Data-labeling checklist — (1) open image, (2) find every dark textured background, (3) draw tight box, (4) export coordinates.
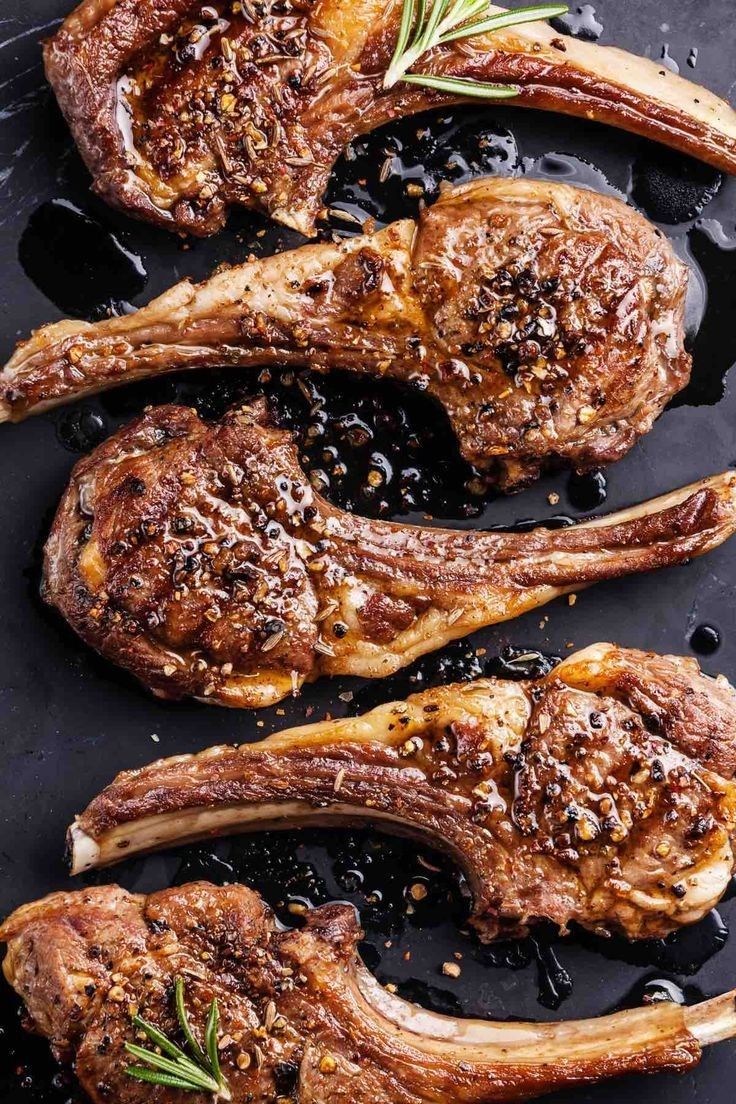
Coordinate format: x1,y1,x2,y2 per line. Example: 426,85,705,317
1,1,736,1100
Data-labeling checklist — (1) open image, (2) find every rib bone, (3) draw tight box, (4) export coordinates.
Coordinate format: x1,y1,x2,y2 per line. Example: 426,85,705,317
0,178,690,488
43,0,736,236
69,644,736,941
43,401,736,708
2,882,736,1102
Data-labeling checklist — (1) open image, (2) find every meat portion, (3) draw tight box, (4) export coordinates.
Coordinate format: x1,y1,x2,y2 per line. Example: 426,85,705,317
70,644,736,942
1,178,691,487
43,0,736,236
3,882,736,1103
43,402,736,709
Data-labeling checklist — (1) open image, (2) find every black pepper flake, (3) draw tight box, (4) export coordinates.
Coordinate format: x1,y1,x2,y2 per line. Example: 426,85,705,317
263,617,285,636
274,1061,300,1094
650,758,665,783
125,476,146,496
687,814,714,840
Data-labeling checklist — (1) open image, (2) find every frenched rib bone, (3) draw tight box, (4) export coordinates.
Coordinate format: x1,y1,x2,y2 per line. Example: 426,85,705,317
3,882,736,1103
43,402,736,708
4,883,736,1099
43,0,736,236
70,644,736,942
1,179,691,488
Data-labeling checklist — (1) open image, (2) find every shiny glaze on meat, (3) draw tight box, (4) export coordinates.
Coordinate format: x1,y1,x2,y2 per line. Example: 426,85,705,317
2,179,690,486
43,401,736,708
71,644,736,941
43,0,736,235
5,881,736,1103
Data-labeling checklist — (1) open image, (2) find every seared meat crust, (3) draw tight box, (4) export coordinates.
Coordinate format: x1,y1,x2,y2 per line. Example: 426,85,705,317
1,179,691,488
71,644,736,941
0,881,714,1103
42,402,736,708
42,0,736,236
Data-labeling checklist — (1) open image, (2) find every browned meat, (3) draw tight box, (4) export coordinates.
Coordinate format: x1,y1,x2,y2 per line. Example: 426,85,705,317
1,179,691,487
70,644,736,942
43,0,736,237
4,882,736,1103
43,402,736,708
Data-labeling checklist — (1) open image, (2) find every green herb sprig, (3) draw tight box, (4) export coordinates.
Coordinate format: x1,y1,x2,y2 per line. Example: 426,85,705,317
383,1,569,98
124,977,232,1099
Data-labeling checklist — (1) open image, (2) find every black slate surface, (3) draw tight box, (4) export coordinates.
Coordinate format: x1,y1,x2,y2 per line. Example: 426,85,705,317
1,1,736,1100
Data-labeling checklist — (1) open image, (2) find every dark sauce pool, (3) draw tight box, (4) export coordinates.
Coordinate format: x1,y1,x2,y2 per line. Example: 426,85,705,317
19,199,147,320
2,1,736,1101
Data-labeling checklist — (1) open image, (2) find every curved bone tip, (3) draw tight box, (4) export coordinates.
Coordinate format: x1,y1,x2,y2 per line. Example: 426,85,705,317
67,822,100,875
706,469,736,496
686,989,736,1047
683,470,736,501
668,470,736,516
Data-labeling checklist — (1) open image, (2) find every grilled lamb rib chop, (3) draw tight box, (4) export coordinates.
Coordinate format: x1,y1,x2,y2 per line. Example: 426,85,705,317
43,0,736,236
43,403,736,709
3,883,736,1103
1,178,691,486
70,644,736,942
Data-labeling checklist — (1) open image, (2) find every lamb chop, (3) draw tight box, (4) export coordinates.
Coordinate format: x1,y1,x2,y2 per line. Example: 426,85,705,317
0,178,691,486
69,643,736,942
43,401,736,709
43,0,736,237
3,882,736,1103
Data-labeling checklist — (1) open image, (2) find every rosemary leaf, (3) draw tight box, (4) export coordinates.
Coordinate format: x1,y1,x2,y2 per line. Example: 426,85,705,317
440,0,489,32
123,977,232,1097
125,1040,216,1088
124,1042,219,1091
401,72,520,97
439,3,569,43
175,975,209,1070
383,1,569,93
205,996,224,1089
132,1013,191,1062
125,1066,211,1091
416,0,452,54
388,0,418,78
413,0,428,39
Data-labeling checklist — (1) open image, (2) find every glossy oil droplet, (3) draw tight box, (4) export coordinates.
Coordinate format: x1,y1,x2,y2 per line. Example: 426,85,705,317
55,407,108,453
689,624,722,655
531,938,574,1010
659,43,680,74
550,4,603,41
566,470,608,512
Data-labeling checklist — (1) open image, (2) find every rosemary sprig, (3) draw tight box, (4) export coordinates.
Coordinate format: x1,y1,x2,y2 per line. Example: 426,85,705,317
124,977,232,1099
383,1,569,96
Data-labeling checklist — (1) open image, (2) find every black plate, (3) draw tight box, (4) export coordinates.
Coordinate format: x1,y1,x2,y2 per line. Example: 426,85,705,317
2,1,736,1101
